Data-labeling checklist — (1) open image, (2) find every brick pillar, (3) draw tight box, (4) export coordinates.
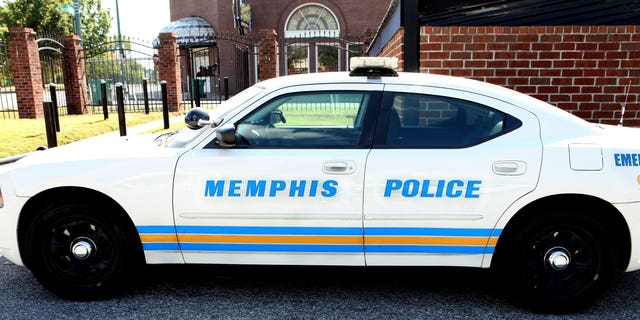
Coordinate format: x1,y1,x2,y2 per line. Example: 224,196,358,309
258,29,278,81
8,27,44,119
158,32,182,112
62,35,88,114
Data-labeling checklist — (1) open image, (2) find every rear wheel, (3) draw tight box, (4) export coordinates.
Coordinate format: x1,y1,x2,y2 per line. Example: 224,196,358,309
498,210,616,312
24,201,139,300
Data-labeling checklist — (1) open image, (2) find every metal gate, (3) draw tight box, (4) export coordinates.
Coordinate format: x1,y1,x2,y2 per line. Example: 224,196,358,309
37,33,67,115
83,37,160,113
279,32,366,75
0,41,16,120
181,32,257,109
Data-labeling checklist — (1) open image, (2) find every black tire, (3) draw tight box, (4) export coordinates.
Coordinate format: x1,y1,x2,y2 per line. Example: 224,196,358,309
24,201,139,300
497,210,617,313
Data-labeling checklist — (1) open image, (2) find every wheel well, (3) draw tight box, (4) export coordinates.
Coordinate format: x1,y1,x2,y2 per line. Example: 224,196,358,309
493,194,631,271
17,187,145,268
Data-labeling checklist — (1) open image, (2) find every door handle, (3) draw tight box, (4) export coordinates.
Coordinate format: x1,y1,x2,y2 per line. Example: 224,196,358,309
323,161,356,175
493,161,527,175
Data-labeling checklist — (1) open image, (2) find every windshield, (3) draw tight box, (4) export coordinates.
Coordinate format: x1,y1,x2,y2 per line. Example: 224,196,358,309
157,85,266,148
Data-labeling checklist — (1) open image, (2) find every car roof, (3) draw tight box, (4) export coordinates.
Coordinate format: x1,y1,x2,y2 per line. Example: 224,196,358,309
257,71,535,106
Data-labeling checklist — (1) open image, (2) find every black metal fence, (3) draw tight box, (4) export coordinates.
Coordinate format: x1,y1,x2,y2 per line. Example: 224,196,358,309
38,33,67,115
0,41,16,120
84,36,163,113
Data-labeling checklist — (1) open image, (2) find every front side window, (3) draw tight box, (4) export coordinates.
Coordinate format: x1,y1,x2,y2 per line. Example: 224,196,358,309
383,93,521,148
236,91,373,147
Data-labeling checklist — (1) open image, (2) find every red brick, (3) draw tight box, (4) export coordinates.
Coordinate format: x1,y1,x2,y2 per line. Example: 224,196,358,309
538,86,559,94
464,60,486,68
494,51,516,59
553,60,575,68
531,43,553,51
599,43,620,50
487,60,508,68
581,86,602,93
495,35,517,42
472,69,493,77
509,43,531,51
584,69,606,77
496,69,517,77
486,43,508,51
553,78,573,86
450,52,471,59
598,60,621,68
518,69,538,77
575,60,597,68
539,51,560,59
443,60,463,68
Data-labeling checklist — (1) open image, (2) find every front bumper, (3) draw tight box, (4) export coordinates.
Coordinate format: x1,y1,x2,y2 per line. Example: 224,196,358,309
0,180,26,266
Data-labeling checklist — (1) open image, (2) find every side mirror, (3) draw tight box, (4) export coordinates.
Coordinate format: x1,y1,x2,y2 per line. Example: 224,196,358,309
185,108,210,130
215,125,237,147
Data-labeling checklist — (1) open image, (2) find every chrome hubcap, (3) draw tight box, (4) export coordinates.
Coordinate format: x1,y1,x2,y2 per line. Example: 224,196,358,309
70,237,96,260
545,247,571,271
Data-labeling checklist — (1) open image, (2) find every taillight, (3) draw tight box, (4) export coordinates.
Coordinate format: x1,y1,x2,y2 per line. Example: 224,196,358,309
0,187,4,208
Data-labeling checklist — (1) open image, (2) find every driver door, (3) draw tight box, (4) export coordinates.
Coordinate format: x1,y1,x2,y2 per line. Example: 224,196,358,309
173,83,383,265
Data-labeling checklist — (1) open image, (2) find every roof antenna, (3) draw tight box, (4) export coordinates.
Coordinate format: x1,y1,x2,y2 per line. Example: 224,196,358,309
619,80,632,127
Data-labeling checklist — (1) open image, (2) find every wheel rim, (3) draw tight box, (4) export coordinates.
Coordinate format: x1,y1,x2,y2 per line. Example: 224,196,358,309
523,226,601,297
43,218,117,283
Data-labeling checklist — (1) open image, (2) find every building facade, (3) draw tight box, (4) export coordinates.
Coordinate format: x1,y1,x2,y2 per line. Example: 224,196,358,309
167,0,390,96
369,0,640,125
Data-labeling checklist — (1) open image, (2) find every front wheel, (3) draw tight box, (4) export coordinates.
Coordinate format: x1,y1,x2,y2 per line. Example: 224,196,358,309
24,201,140,300
497,211,617,312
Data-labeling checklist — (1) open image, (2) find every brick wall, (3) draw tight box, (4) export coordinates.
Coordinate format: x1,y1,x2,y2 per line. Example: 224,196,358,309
378,27,405,71
378,25,640,126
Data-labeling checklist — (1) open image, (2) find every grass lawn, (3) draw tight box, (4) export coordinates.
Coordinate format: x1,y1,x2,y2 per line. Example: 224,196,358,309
0,112,183,158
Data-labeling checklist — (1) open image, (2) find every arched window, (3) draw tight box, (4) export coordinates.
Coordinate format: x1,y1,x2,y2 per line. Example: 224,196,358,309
285,4,339,38
283,4,341,74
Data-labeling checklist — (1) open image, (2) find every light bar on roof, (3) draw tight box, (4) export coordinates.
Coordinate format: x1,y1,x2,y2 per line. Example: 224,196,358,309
349,57,398,71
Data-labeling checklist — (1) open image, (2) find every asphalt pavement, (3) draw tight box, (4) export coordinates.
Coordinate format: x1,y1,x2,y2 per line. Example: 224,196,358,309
3,255,640,319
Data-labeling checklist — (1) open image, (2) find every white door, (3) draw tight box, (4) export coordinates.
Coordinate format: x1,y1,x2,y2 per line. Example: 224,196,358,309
364,86,542,267
173,84,383,265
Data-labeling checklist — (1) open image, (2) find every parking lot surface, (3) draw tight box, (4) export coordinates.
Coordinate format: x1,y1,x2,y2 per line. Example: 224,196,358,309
2,255,640,319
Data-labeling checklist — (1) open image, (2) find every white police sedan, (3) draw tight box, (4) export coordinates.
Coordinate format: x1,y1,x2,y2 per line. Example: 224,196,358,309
1,58,639,311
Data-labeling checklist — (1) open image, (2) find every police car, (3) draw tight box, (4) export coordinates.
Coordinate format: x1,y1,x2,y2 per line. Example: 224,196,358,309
1,57,639,311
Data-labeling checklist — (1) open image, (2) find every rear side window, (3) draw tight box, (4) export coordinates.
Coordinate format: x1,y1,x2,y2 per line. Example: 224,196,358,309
383,93,521,148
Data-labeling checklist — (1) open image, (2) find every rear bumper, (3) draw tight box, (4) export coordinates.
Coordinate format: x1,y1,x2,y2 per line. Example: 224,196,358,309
615,202,640,272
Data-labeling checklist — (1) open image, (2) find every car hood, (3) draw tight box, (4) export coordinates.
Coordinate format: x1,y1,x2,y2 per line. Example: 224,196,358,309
9,133,184,169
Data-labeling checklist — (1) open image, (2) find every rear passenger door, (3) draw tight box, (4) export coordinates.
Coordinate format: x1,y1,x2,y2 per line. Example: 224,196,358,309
363,85,542,267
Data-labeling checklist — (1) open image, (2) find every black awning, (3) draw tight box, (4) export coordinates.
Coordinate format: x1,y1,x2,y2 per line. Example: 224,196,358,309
418,0,640,26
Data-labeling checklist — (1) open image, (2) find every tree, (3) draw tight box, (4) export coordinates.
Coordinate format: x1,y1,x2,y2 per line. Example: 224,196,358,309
0,0,111,49
79,0,111,50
